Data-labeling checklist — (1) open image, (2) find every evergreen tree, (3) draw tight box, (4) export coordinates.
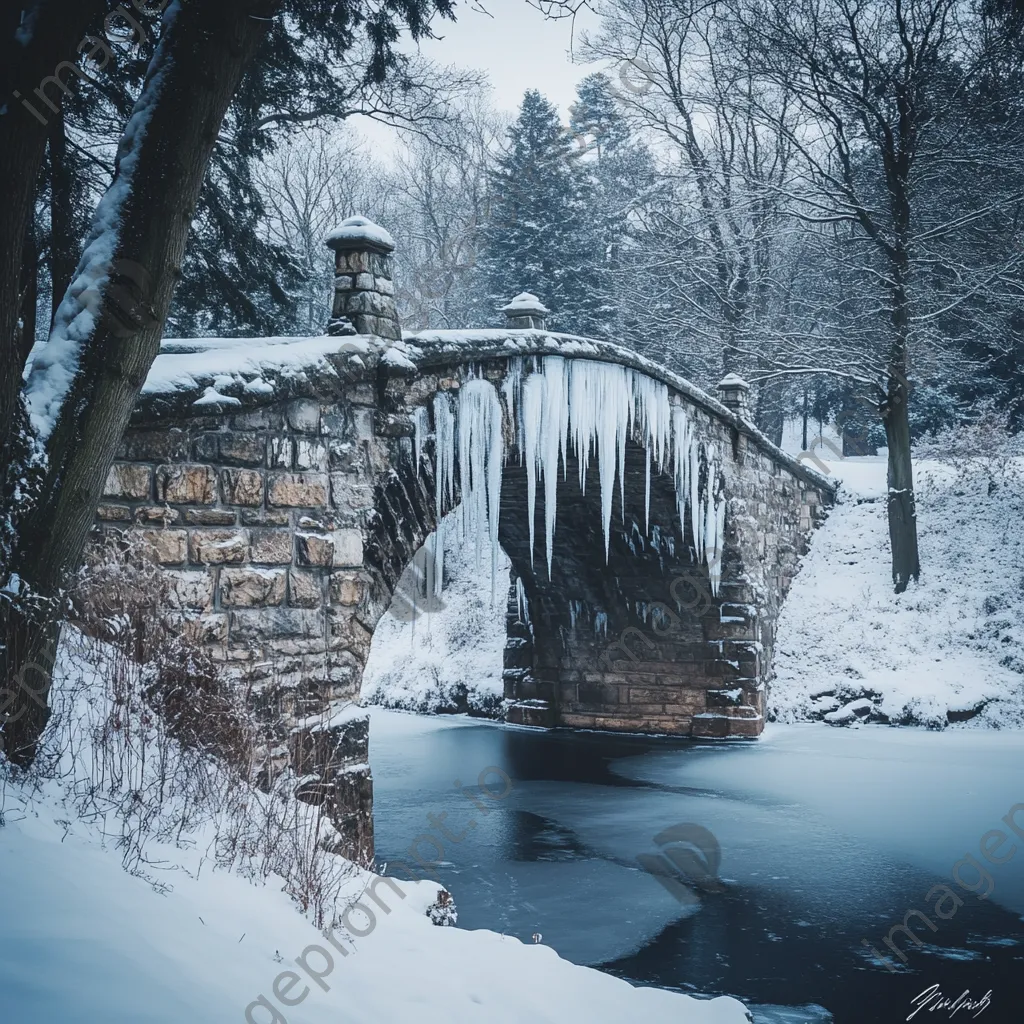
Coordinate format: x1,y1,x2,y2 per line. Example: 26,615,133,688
569,72,631,160
569,74,659,350
478,91,597,334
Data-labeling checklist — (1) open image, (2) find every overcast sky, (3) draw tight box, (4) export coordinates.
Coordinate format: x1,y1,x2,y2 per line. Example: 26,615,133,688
354,0,607,153
421,0,604,114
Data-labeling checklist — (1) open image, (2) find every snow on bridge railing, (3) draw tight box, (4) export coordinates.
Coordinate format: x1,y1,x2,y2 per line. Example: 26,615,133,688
138,327,836,501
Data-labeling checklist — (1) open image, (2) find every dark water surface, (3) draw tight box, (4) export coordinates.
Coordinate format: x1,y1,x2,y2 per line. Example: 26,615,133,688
369,711,1024,1024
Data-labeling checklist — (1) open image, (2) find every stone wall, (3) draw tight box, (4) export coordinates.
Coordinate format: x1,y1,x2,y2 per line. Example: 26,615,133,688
93,393,387,865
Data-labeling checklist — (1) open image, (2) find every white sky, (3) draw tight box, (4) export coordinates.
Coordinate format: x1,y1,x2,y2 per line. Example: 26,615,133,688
354,0,607,154
422,0,603,113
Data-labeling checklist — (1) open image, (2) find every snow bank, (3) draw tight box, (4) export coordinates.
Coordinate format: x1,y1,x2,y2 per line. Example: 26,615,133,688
0,636,749,1024
771,455,1024,728
0,807,748,1023
362,513,509,717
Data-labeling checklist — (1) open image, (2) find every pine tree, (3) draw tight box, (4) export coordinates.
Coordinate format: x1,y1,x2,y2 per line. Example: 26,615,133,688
478,91,597,334
569,73,631,161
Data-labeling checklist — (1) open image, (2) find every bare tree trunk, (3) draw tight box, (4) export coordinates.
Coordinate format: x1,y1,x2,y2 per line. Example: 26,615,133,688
2,1,274,765
883,383,919,592
883,258,920,593
801,383,808,450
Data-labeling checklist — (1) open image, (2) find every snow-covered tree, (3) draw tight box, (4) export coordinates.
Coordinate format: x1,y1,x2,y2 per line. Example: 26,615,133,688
583,0,799,438
0,0,456,765
745,0,1024,591
477,90,601,334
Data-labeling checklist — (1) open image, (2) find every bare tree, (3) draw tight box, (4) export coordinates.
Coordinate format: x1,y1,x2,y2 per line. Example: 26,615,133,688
383,92,507,330
583,0,800,437
743,0,1024,590
255,129,381,334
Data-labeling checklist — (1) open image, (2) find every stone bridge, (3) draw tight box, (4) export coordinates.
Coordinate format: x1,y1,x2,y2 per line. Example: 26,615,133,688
89,218,835,861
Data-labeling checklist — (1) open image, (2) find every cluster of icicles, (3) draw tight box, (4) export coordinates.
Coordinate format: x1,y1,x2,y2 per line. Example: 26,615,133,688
414,355,726,603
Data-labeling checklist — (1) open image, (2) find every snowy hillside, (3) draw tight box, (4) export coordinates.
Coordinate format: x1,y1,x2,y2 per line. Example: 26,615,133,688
770,454,1024,728
0,635,750,1024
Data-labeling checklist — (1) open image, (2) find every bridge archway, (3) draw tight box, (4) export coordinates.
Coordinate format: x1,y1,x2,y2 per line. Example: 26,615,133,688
359,339,831,737
99,329,833,748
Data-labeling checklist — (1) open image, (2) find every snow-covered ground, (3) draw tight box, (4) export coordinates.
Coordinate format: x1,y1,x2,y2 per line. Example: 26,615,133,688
1,636,749,1023
361,513,509,716
771,454,1024,728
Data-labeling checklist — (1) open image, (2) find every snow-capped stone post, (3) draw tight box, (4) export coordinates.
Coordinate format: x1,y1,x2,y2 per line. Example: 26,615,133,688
325,215,401,340
717,373,752,421
502,292,549,330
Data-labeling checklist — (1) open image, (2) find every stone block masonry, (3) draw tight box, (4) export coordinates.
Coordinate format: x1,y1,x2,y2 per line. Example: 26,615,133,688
92,394,380,865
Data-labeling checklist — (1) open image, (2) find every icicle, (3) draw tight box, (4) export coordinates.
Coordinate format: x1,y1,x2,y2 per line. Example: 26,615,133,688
568,364,591,493
521,373,543,567
431,392,455,596
671,406,689,542
710,494,726,596
457,379,504,601
690,441,701,556
413,405,429,468
487,387,503,601
540,358,569,577
515,576,530,627
501,357,522,432
703,459,718,569
644,445,651,535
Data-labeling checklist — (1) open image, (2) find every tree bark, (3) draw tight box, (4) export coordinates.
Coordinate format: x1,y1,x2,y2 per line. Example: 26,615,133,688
2,0,276,765
48,105,77,324
883,251,921,593
0,2,101,494
882,376,920,592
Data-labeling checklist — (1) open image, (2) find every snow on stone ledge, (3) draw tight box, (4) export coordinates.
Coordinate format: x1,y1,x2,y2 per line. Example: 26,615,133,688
138,335,379,416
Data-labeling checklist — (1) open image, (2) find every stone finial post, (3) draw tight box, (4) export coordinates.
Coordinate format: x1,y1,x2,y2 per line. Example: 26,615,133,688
325,216,401,340
717,373,752,420
502,292,549,331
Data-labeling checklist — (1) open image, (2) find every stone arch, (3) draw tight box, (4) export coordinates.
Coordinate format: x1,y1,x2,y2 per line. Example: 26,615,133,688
366,344,832,738
90,329,834,869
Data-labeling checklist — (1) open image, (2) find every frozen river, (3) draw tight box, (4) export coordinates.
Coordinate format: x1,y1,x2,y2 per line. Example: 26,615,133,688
368,710,1024,1023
